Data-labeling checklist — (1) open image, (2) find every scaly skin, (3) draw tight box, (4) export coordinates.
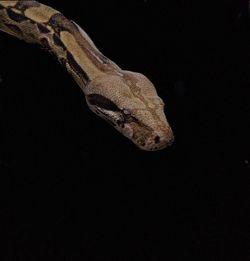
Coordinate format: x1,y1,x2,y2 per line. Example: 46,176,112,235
0,0,174,150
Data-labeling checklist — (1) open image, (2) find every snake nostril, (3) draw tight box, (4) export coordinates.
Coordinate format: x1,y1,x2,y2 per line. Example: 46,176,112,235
154,135,160,144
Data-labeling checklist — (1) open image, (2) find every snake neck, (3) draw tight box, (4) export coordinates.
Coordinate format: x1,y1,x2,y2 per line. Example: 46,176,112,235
0,0,122,89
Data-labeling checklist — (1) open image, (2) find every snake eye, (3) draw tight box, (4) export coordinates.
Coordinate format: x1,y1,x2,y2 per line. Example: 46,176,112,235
87,94,120,111
122,109,131,115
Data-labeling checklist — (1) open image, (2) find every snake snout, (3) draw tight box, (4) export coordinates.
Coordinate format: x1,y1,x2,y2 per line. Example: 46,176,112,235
136,127,174,151
151,129,174,151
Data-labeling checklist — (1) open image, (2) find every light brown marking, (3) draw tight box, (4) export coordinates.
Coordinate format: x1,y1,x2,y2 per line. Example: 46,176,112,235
24,4,58,23
0,1,17,8
60,31,105,80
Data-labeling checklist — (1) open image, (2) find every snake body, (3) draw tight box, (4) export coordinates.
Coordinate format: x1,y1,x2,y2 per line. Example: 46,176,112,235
0,0,174,151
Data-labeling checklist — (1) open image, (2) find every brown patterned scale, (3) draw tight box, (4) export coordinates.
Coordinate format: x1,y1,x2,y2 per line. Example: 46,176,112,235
0,0,174,151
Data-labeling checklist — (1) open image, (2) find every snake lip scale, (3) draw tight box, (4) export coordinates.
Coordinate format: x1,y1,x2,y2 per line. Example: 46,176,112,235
0,0,174,151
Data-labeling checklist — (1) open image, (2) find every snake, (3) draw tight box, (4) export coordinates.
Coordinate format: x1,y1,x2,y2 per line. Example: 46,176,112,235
0,0,174,151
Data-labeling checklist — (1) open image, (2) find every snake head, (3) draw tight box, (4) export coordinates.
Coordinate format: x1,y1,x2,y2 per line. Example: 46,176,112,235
85,71,174,151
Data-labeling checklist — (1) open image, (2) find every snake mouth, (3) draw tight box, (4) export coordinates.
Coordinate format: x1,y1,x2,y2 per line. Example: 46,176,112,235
135,129,174,151
120,121,174,151
87,98,174,151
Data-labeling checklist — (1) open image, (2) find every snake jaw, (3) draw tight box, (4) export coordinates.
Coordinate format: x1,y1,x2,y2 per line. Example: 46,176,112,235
119,119,174,151
86,102,174,151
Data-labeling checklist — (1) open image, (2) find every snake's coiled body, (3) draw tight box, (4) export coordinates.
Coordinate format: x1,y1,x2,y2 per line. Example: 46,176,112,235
0,0,174,151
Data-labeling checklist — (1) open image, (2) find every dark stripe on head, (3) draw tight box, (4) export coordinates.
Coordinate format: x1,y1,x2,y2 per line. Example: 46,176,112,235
87,94,120,111
7,9,28,22
15,1,40,12
49,13,77,34
5,23,23,37
66,52,89,82
0,4,4,10
37,24,50,34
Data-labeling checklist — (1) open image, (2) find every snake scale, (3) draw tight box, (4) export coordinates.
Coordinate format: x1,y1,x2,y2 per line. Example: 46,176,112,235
0,0,174,151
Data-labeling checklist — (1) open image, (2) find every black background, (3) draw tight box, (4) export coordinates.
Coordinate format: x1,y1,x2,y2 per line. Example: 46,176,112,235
0,0,249,260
